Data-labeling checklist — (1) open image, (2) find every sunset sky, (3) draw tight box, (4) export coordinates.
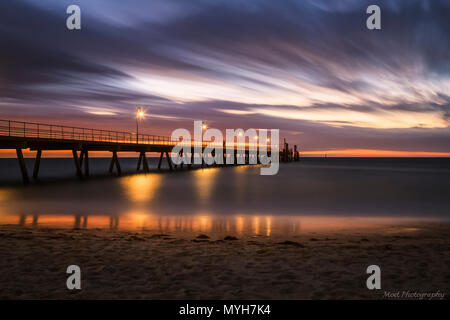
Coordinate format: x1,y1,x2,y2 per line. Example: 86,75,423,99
0,0,449,155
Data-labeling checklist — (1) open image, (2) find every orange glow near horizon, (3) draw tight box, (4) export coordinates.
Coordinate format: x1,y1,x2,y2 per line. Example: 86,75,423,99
1,148,449,158
0,213,437,235
301,149,450,157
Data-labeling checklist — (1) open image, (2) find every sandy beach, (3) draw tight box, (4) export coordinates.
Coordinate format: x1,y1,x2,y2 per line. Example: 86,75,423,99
0,222,449,300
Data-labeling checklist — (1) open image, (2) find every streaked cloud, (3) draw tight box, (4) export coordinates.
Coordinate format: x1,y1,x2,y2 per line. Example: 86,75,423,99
0,0,449,153
81,106,119,116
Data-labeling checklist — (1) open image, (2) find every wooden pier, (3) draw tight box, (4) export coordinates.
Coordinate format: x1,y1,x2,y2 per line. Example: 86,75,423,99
0,119,300,184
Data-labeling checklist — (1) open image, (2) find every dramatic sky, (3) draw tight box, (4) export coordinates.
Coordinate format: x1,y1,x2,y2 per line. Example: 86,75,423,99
1,0,449,155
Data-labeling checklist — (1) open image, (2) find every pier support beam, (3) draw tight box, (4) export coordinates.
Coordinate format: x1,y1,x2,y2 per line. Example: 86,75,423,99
76,148,89,177
189,152,193,168
33,149,42,181
83,149,89,177
143,153,149,172
174,150,185,170
284,143,289,162
136,152,149,173
16,148,29,184
180,151,184,169
157,152,164,170
211,150,216,167
165,151,173,171
201,149,205,168
79,150,84,169
136,152,142,171
72,150,82,179
109,151,122,176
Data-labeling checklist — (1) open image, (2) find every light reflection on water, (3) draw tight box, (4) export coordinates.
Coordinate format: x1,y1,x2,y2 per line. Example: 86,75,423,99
120,174,162,203
0,212,429,235
0,158,449,235
193,168,218,203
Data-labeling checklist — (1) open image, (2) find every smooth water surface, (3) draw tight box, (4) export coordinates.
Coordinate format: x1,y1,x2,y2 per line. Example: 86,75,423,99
0,158,448,234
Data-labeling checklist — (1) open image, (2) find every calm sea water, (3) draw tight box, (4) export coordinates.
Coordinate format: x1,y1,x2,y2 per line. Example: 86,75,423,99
0,158,449,234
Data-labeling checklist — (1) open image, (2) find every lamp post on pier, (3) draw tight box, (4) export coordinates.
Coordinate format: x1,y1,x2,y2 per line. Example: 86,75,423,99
136,108,144,144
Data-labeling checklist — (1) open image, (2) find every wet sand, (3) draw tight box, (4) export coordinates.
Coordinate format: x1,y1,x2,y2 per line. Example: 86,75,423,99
0,222,449,299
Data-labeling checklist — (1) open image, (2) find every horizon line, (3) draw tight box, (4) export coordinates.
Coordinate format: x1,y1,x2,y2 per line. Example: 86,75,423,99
0,149,449,159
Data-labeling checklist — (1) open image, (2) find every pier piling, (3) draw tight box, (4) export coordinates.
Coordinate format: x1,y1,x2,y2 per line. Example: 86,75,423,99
72,150,82,178
32,149,42,180
16,148,29,184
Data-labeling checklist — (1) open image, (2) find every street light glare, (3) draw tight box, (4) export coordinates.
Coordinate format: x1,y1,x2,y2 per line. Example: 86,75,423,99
136,108,145,144
202,124,207,129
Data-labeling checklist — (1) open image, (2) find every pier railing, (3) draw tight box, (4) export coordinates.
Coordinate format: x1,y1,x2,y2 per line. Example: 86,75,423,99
0,119,184,146
0,119,273,149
